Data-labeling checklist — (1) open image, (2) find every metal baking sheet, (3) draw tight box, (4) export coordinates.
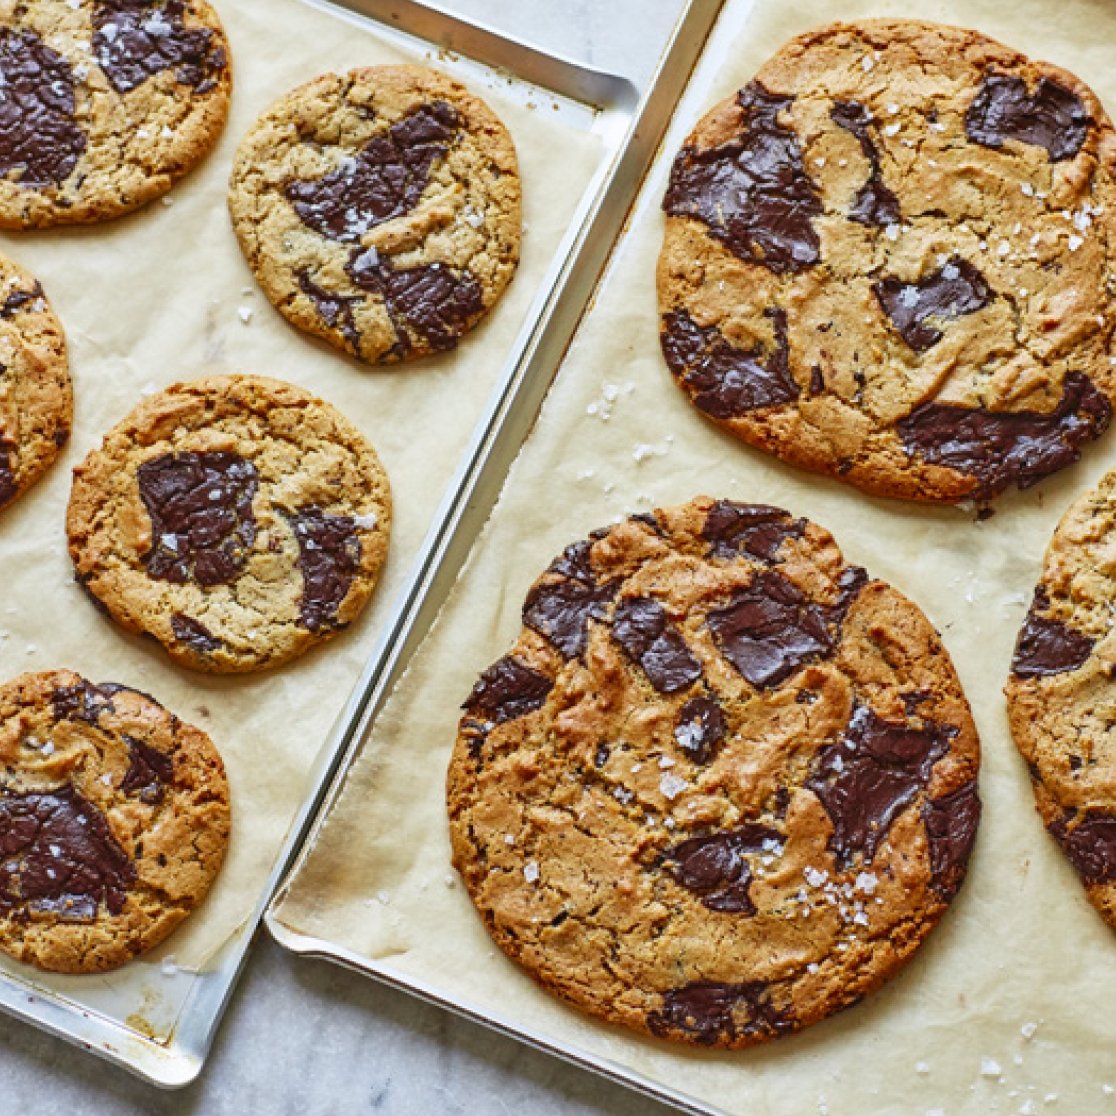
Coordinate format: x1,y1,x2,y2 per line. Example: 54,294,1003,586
0,0,642,1087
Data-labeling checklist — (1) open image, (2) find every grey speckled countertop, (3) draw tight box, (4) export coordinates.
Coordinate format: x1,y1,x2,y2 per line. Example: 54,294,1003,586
1,2,691,1113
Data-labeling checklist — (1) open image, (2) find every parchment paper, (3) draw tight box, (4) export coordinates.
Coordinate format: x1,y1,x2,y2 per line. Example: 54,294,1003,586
0,0,603,1034
274,0,1116,1111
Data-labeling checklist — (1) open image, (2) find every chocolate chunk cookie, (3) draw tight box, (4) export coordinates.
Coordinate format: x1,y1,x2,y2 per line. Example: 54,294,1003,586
0,255,71,512
1006,470,1116,928
0,670,229,972
447,497,980,1048
66,375,391,672
228,64,521,365
658,20,1116,504
0,0,231,228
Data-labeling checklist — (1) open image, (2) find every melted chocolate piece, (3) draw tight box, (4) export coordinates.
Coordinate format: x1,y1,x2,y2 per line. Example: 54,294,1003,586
706,570,832,689
120,736,174,805
286,102,459,242
287,507,361,632
170,612,221,654
0,29,86,189
875,258,993,353
464,656,552,725
829,101,900,227
661,308,797,418
663,81,822,273
0,281,43,319
348,251,484,355
0,786,135,921
1011,585,1094,677
1050,811,1116,884
51,680,116,725
612,597,702,695
809,705,955,866
0,448,15,508
899,371,1112,498
138,451,258,587
93,0,226,95
702,500,804,562
965,73,1090,161
647,981,791,1044
666,824,782,913
922,779,981,899
298,270,362,353
674,695,727,764
523,540,619,659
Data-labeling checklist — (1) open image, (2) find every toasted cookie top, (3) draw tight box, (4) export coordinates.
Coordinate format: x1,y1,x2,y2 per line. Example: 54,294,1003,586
228,63,521,365
66,375,392,673
658,20,1116,504
448,497,980,1048
0,669,229,972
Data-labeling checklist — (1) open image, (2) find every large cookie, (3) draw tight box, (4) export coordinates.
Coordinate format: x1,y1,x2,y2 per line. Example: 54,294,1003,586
0,255,71,512
447,497,981,1048
1006,470,1116,928
66,375,391,673
228,64,521,365
658,20,1116,504
0,0,231,228
0,670,229,972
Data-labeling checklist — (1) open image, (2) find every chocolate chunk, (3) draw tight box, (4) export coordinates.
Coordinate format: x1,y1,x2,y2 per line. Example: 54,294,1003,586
663,81,822,273
93,1,227,95
51,680,116,725
0,786,135,921
464,656,552,725
138,451,258,588
901,690,932,715
0,447,14,508
666,824,783,913
899,371,1112,498
348,251,484,355
1050,811,1116,884
286,101,459,242
120,736,174,805
922,779,981,899
1011,585,1095,677
647,980,791,1044
0,29,86,189
674,695,727,764
809,705,955,866
298,270,362,353
286,507,362,632
0,281,43,319
661,308,797,418
524,578,618,659
593,743,610,768
965,73,1090,161
829,101,901,227
702,500,804,562
612,597,703,695
170,613,221,654
875,258,993,353
706,570,833,689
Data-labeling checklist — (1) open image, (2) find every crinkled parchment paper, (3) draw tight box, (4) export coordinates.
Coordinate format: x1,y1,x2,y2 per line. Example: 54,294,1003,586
272,0,1116,1111
0,0,603,1035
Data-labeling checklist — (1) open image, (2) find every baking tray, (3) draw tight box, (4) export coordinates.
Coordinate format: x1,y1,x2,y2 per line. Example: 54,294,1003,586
0,0,649,1088
267,0,1116,1112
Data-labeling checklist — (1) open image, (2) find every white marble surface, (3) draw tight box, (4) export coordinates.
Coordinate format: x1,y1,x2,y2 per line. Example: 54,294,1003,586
1,1,690,1113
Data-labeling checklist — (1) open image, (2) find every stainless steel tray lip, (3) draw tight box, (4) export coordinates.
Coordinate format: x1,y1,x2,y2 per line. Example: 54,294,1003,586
0,0,650,1090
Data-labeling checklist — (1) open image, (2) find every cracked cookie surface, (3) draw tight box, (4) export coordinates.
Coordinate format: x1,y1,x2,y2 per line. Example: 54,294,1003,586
228,63,521,365
0,0,231,228
0,254,71,512
447,496,980,1048
66,375,392,673
0,669,229,972
657,19,1116,504
1006,469,1116,928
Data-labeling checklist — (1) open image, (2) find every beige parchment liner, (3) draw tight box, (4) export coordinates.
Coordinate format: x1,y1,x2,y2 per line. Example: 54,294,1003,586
273,0,1116,1112
0,0,603,1020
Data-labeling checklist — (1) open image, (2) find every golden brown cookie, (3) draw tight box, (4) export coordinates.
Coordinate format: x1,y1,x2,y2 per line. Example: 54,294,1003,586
0,0,231,228
448,497,981,1048
658,20,1116,504
67,375,392,673
1006,470,1116,928
228,63,521,365
0,254,71,512
0,670,229,973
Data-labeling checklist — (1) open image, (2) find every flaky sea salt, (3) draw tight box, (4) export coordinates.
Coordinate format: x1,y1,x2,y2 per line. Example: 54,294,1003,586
981,1056,1003,1077
238,306,253,324
659,773,687,800
523,861,540,884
